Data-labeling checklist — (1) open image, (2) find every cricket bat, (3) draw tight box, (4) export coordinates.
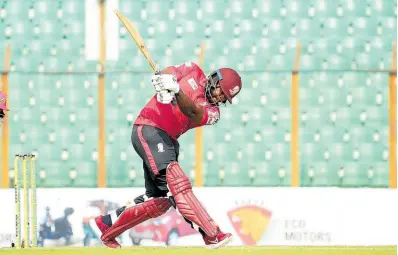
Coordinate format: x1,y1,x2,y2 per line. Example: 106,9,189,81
114,9,178,104
114,9,159,73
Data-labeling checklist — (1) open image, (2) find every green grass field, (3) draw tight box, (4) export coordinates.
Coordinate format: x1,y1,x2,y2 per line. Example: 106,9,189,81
0,247,396,255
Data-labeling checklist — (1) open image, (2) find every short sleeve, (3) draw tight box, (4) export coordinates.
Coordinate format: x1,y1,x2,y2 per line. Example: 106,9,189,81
199,103,220,126
163,62,200,81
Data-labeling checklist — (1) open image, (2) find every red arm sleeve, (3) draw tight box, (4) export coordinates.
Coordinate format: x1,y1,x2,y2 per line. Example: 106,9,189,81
198,103,220,126
160,62,201,82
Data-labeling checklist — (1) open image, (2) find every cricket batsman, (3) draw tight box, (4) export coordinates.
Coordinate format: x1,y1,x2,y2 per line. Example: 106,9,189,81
90,62,242,249
0,91,9,128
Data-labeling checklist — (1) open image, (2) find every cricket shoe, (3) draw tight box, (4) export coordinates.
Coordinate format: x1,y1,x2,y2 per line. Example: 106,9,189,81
89,216,121,248
203,227,232,249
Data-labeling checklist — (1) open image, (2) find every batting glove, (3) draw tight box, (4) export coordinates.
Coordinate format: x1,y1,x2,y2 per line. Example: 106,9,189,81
156,90,175,104
152,74,180,94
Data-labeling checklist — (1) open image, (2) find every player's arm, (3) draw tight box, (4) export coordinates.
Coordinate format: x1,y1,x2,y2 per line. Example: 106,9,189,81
159,62,198,81
159,67,176,75
175,90,204,124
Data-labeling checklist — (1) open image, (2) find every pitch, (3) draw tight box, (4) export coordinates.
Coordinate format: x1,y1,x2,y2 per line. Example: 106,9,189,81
0,246,396,255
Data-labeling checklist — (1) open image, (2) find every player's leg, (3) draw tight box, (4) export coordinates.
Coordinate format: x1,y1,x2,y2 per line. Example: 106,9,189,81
89,126,173,248
89,190,171,248
133,124,180,198
166,162,232,249
100,194,171,245
101,164,170,240
137,126,232,248
95,167,166,234
98,125,177,246
143,163,169,198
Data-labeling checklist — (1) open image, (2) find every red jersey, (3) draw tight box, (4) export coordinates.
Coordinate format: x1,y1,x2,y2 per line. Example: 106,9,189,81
134,62,220,140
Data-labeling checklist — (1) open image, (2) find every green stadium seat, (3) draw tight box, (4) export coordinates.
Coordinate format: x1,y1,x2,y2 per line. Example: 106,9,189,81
2,0,394,188
300,72,389,187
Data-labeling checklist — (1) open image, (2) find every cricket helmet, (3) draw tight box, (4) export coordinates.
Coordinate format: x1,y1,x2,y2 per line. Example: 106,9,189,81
205,68,242,105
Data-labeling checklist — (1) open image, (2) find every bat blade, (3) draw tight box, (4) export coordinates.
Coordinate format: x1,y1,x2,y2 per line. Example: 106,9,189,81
114,9,158,73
